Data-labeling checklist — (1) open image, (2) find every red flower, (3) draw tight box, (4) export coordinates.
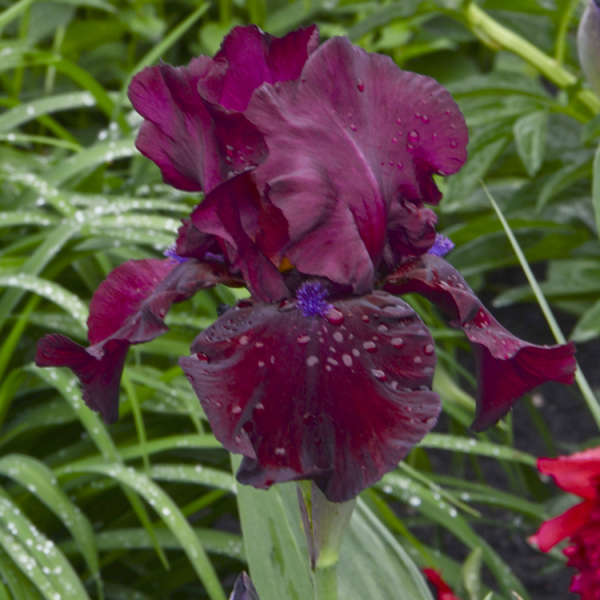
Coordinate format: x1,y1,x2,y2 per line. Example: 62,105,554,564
36,25,576,502
530,448,600,599
423,568,462,600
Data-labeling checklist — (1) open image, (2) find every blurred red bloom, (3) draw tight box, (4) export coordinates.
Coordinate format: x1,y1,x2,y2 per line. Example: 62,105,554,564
530,448,600,599
423,568,462,600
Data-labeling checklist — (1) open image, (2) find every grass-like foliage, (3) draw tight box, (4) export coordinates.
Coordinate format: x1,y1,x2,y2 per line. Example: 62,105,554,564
0,1,599,599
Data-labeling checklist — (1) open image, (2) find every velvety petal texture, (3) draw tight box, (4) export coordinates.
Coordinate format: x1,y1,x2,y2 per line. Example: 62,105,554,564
245,36,467,291
180,290,440,502
36,259,227,422
384,254,576,430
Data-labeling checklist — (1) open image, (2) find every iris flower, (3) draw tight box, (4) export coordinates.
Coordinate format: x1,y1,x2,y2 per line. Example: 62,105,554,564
530,448,600,599
36,25,575,503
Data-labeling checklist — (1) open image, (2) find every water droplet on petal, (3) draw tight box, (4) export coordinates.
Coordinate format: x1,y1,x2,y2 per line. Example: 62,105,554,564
342,354,353,367
324,307,344,325
349,123,357,132
275,447,286,456
357,80,365,92
371,369,387,381
196,353,209,362
239,335,249,346
297,335,311,345
449,138,458,148
391,337,404,348
333,331,344,343
306,355,319,367
423,344,434,355
362,341,377,352
407,130,420,144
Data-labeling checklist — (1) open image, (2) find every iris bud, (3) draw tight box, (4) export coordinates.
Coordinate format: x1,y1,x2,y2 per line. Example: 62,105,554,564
578,0,600,96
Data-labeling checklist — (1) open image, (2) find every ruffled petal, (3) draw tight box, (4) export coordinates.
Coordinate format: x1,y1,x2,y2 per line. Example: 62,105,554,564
179,290,440,502
129,61,266,193
384,254,576,431
538,449,600,500
198,25,319,111
190,172,290,302
529,500,595,552
245,36,467,290
36,259,228,423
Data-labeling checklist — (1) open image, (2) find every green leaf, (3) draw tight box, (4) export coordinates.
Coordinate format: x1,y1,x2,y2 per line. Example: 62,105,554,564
462,547,483,600
593,143,600,239
513,111,547,176
0,491,90,600
63,463,227,600
0,454,100,588
572,298,600,342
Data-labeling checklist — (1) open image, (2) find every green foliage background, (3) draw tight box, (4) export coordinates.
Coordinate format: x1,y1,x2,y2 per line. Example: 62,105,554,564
1,0,599,598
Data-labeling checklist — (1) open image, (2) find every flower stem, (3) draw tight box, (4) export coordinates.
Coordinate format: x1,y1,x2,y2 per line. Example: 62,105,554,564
312,563,338,600
463,2,600,115
483,181,600,430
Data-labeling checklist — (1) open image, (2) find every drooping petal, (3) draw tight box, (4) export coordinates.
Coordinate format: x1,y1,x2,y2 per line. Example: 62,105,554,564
384,254,576,431
180,290,440,503
190,172,290,302
529,500,595,552
129,61,266,193
537,448,600,500
36,259,228,423
244,36,467,291
198,25,319,111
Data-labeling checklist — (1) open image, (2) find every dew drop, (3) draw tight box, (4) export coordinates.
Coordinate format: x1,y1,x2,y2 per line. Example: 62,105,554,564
333,331,344,343
275,447,286,456
232,405,242,415
408,496,422,507
361,315,369,322
342,354,353,367
377,324,389,333
349,123,357,132
255,341,264,348
423,343,434,355
392,137,398,144
371,369,386,381
324,307,344,325
306,355,319,367
196,352,209,362
414,356,423,364
396,162,404,170
239,335,249,346
391,337,404,348
258,360,265,368
449,138,458,148
407,130,420,144
357,80,365,92
362,341,377,352
297,334,311,345
352,348,360,357
327,357,339,366
255,402,265,411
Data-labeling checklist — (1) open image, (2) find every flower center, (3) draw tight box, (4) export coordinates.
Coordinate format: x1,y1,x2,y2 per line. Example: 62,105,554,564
296,281,332,317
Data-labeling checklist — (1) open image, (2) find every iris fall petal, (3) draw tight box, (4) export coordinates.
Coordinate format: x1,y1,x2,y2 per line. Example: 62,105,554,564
180,290,440,502
384,254,576,430
36,259,228,423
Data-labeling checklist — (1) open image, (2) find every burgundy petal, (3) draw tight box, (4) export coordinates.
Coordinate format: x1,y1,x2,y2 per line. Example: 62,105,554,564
128,61,266,193
36,259,229,423
384,254,576,431
179,290,440,502
198,25,319,111
244,36,467,290
190,172,290,303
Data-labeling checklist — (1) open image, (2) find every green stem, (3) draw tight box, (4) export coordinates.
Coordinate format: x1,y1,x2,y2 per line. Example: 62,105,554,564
312,563,337,600
483,181,600,430
464,2,600,114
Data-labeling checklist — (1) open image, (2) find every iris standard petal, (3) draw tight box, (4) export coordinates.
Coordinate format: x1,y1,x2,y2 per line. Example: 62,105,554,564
384,254,576,430
244,36,467,290
198,24,319,111
36,259,228,423
129,60,266,193
179,290,440,503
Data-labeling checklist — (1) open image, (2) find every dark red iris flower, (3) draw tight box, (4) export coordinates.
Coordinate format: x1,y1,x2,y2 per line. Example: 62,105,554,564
530,448,600,599
36,25,576,503
423,569,462,600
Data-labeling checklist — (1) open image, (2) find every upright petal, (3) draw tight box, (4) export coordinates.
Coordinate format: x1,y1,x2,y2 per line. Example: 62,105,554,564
199,25,319,111
180,290,440,502
36,259,229,423
245,36,467,290
384,255,576,430
129,61,266,193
